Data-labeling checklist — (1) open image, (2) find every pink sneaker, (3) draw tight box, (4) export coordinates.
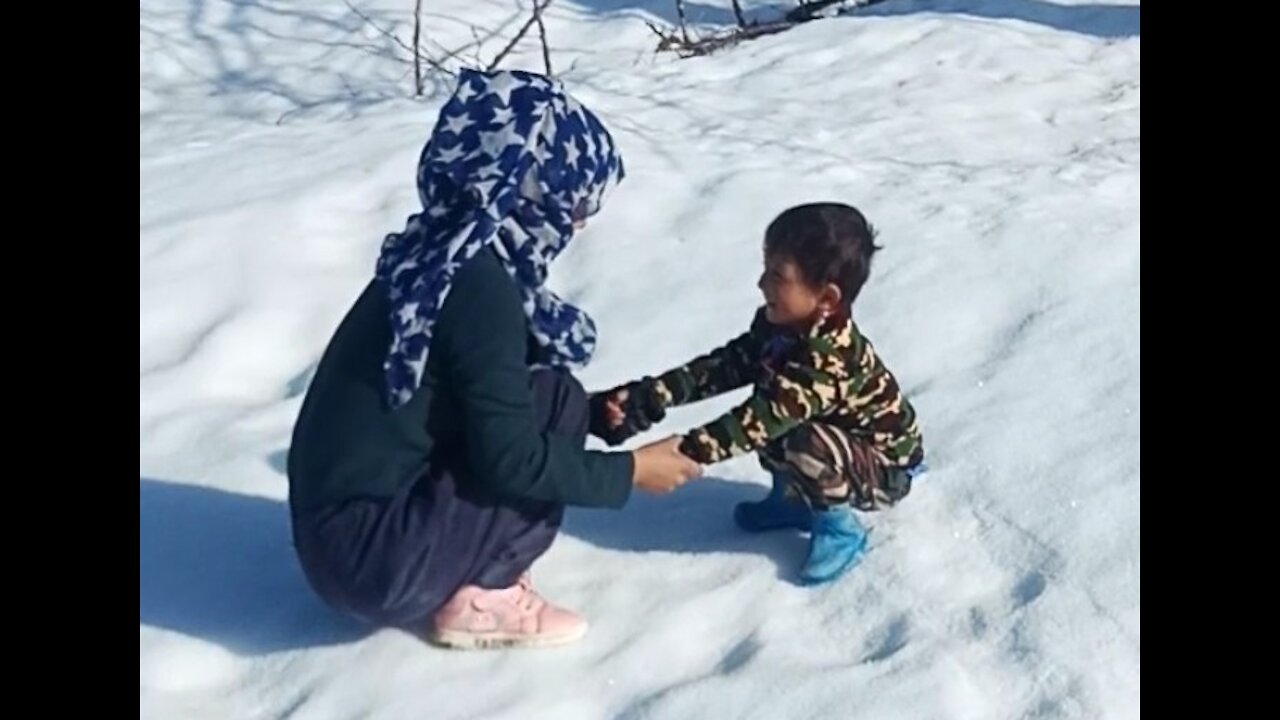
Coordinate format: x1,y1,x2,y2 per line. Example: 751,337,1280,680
428,574,588,649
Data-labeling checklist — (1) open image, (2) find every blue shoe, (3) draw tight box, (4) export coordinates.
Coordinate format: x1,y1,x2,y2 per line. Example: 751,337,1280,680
800,507,868,585
733,475,811,533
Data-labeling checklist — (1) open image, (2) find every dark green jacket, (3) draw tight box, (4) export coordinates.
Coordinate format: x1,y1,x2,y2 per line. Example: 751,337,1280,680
288,247,633,511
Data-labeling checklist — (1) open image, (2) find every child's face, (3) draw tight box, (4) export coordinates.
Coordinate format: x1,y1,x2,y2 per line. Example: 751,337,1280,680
758,253,839,328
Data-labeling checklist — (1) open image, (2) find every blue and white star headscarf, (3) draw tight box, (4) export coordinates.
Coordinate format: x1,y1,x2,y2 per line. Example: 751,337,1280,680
376,69,626,407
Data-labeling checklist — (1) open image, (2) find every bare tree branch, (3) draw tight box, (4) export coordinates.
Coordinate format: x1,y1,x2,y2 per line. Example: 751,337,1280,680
676,0,690,43
647,18,792,57
488,1,556,72
535,0,553,76
784,0,850,23
408,10,525,70
342,0,453,77
651,0,887,57
470,25,485,66
413,0,425,96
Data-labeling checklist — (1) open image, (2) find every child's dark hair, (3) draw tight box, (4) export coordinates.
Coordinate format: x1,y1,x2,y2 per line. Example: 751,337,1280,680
764,202,881,307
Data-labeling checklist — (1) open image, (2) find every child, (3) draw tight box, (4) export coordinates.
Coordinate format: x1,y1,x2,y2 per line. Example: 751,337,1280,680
590,202,926,584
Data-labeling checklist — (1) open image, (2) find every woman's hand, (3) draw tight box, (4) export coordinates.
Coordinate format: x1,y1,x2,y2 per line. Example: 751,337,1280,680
631,436,702,494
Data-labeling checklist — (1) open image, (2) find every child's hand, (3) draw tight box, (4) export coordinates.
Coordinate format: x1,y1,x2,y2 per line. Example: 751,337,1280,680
602,390,627,429
589,379,667,446
589,388,636,446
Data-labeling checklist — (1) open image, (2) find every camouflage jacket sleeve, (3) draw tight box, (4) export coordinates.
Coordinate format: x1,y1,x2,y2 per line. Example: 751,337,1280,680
678,327,867,465
650,311,769,410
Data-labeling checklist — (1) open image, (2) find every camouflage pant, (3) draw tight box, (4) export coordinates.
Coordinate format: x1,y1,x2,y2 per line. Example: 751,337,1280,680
760,423,914,511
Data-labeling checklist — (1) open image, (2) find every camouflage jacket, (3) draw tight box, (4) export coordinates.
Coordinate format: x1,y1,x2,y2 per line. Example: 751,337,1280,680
653,308,925,468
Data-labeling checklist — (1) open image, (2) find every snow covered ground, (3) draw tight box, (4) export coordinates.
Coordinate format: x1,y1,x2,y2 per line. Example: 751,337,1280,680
140,1,1139,717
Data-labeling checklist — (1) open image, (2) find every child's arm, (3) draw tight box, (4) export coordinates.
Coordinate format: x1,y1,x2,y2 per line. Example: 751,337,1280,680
590,310,769,445
677,331,870,465
653,320,766,408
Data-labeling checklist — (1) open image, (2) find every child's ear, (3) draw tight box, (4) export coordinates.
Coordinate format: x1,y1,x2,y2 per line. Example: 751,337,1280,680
819,283,843,315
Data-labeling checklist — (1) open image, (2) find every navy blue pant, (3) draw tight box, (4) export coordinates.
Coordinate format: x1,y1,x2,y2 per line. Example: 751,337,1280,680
291,369,585,631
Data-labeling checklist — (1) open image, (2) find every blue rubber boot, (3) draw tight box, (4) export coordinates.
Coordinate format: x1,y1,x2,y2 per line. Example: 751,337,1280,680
799,506,868,585
733,475,811,533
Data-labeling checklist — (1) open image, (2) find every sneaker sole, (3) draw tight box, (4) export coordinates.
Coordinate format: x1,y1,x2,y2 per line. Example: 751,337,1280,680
427,621,589,650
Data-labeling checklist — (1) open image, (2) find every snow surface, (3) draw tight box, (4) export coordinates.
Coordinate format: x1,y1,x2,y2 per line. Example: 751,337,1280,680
140,2,1139,718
